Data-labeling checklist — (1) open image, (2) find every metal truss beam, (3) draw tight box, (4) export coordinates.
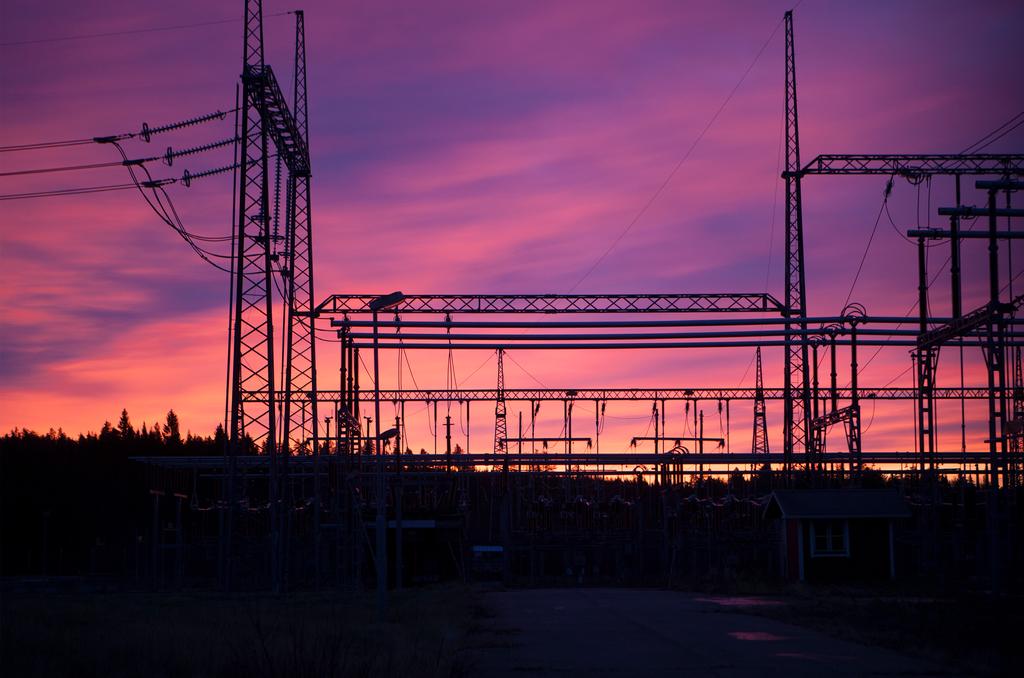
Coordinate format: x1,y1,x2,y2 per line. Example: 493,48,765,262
315,293,784,315
133,451,997,470
246,65,310,176
919,297,1022,349
246,386,992,403
799,154,1024,177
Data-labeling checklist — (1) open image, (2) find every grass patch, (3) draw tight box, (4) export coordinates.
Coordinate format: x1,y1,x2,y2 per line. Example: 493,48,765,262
1,585,480,677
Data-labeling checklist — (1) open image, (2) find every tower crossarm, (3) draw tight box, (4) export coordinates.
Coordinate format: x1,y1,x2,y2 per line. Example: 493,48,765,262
798,154,1024,177
244,65,310,176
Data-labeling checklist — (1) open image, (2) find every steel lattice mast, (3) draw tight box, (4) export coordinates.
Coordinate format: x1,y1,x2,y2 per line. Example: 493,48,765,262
493,349,507,456
782,10,811,474
225,0,313,592
230,0,276,456
282,9,318,456
752,347,769,457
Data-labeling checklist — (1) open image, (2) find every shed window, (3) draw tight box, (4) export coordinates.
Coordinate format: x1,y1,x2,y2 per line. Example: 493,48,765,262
810,520,849,557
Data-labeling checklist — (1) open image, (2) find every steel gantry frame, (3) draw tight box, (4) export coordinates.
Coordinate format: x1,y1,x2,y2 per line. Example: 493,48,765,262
910,177,1023,485
133,4,1024,595
307,10,1024,484
776,12,1024,473
221,3,1024,492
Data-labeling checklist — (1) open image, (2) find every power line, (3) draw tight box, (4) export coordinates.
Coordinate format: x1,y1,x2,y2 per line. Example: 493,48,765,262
567,14,786,292
960,110,1024,154
3,107,233,157
107,140,233,272
505,352,550,389
0,159,143,178
0,183,141,201
0,138,95,153
842,177,894,309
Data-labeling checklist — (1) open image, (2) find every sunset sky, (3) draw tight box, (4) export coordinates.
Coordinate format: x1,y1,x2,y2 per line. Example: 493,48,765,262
1,0,1022,456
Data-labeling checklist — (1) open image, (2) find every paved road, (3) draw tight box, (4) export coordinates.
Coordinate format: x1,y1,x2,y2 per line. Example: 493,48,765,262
467,588,947,677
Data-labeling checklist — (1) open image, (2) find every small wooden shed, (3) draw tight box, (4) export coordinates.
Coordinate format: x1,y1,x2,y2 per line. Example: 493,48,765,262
764,489,910,583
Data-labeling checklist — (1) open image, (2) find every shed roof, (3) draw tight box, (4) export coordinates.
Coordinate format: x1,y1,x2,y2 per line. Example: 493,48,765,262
764,489,910,520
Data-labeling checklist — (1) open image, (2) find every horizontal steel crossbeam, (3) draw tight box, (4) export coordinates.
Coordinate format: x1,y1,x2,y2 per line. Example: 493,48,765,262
798,154,1024,176
316,293,784,315
244,387,993,402
132,451,999,469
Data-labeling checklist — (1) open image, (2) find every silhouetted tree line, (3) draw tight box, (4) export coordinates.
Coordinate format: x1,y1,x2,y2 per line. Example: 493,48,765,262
0,409,225,577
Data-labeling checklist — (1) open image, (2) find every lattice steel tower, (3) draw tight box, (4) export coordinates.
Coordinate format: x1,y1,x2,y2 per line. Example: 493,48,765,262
281,10,318,456
493,348,507,456
752,347,769,456
230,0,276,454
228,0,312,457
782,10,811,471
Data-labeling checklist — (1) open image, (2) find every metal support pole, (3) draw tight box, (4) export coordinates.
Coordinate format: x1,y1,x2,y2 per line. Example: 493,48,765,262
850,324,862,475
373,310,387,617
951,175,962,317
445,415,452,473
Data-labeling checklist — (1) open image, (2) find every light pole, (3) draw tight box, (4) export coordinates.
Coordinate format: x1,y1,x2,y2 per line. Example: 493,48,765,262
369,291,405,618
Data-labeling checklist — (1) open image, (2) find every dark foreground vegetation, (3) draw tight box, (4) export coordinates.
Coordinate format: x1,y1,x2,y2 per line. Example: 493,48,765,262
1,411,221,576
1,586,479,678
